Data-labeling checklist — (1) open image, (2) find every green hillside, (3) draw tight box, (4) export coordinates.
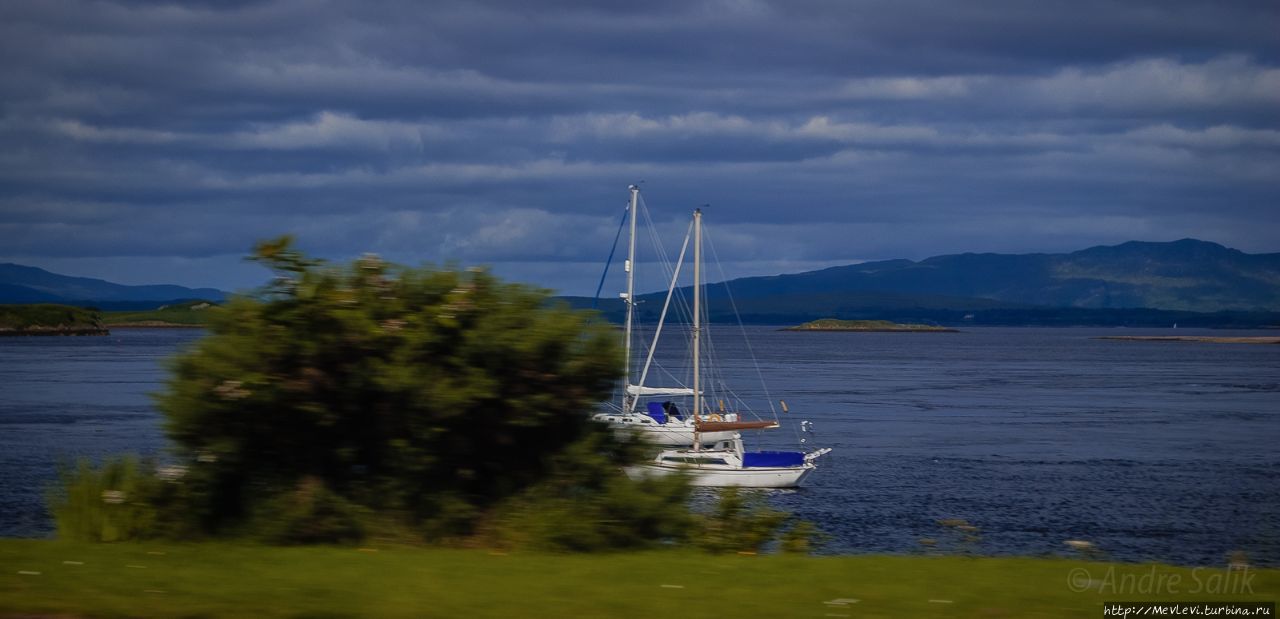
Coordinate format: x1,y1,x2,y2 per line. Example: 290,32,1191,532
0,304,107,335
103,300,218,326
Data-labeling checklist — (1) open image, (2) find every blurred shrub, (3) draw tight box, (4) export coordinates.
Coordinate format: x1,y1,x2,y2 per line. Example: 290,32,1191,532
689,488,825,554
50,456,162,542
51,456,209,542
246,477,367,545
779,520,828,554
486,429,696,551
149,237,649,542
695,487,790,554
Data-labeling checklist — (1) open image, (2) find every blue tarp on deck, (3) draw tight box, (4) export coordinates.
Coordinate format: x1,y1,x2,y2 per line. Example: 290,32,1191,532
742,451,805,467
646,401,667,424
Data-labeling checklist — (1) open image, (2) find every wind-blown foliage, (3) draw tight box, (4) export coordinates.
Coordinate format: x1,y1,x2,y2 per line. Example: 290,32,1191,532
50,457,160,542
154,237,628,539
484,429,697,551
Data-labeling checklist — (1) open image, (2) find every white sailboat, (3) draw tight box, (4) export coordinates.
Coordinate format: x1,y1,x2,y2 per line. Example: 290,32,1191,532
592,185,772,446
600,193,830,488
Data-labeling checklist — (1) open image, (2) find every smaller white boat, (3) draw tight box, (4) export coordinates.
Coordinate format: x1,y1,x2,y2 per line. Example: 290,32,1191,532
626,435,832,488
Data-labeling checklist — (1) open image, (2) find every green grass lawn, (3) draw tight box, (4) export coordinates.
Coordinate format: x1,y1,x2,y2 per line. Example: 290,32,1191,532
1,541,1275,618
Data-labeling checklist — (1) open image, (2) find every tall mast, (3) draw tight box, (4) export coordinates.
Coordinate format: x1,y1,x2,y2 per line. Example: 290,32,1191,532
622,185,639,414
692,207,702,424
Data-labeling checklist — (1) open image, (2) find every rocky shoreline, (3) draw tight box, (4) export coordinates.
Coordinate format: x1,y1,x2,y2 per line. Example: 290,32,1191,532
106,321,205,328
0,324,108,336
1097,335,1280,344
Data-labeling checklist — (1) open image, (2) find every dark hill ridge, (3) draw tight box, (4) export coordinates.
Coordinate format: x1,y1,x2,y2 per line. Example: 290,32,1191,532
562,239,1280,325
4,239,1278,320
0,263,227,308
699,239,1280,313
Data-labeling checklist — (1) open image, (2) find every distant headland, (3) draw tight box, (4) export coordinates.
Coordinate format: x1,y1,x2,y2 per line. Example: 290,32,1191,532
1097,335,1280,345
0,304,108,336
782,319,958,332
0,301,216,335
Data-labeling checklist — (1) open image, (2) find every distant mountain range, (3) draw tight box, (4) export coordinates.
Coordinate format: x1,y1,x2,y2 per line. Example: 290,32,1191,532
565,239,1280,326
3,239,1279,325
0,263,227,310
704,239,1280,312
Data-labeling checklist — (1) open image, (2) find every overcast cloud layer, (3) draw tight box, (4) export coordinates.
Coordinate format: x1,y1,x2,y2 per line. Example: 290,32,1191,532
2,0,1278,293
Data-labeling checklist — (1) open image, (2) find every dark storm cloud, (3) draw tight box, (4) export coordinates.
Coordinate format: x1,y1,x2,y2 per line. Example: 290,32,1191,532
0,0,1277,293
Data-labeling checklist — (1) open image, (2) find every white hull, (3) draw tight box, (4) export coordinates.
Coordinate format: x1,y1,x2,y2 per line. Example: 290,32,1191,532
625,462,814,488
627,439,830,488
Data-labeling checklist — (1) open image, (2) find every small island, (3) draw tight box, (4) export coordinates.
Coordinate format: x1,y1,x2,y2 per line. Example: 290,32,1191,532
782,319,958,332
0,304,109,336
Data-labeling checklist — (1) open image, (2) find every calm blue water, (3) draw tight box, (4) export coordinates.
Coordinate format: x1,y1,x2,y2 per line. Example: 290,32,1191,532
1,327,1277,566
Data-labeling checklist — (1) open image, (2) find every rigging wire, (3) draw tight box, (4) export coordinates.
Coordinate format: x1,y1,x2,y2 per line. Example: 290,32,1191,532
634,218,694,396
591,204,630,310
639,194,701,394
640,201,701,400
626,192,699,400
704,227,807,446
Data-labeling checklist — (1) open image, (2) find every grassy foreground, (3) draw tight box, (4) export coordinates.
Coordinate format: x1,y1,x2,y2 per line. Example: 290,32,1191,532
1,541,1275,618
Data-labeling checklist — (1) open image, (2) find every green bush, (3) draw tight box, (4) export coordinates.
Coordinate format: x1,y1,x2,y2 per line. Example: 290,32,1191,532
779,520,827,554
695,488,823,554
484,429,696,551
50,456,162,542
147,237,684,543
246,477,367,545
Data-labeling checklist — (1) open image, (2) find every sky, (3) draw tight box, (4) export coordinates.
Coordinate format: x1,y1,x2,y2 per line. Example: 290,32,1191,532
1,0,1278,295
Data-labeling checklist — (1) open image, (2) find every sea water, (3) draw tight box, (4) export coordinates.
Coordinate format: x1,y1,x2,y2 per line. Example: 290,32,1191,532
1,326,1276,565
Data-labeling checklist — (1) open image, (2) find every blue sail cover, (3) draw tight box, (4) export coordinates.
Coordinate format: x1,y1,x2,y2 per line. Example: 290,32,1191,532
646,401,667,424
743,451,805,468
